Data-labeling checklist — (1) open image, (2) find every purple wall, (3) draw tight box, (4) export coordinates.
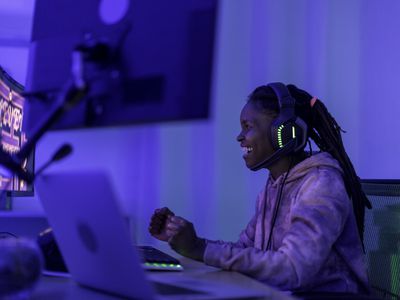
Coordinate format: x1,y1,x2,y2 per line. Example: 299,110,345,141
1,0,400,243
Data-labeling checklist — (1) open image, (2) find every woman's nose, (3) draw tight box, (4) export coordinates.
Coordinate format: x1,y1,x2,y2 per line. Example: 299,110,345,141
236,132,244,142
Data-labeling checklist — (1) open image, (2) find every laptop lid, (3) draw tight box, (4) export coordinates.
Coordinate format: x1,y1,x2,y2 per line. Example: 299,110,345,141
36,171,156,299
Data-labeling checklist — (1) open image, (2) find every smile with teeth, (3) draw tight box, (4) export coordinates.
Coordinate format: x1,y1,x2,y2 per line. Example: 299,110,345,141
242,146,253,155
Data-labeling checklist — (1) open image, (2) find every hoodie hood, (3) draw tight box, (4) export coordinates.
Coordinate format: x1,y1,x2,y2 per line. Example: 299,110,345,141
269,152,343,187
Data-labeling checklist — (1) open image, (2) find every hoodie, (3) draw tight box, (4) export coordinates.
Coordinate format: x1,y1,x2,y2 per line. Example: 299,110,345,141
203,152,370,293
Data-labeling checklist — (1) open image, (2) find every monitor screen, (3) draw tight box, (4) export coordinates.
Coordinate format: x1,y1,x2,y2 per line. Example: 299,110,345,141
25,0,217,130
0,67,34,196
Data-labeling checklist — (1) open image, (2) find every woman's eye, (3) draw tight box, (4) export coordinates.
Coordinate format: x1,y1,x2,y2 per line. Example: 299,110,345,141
241,122,251,131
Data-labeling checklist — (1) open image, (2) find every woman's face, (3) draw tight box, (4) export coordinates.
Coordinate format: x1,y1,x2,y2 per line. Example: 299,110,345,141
236,101,276,169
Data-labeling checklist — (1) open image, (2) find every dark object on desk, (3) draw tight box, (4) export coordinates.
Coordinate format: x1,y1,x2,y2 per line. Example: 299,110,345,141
0,237,43,297
37,227,68,273
37,227,181,273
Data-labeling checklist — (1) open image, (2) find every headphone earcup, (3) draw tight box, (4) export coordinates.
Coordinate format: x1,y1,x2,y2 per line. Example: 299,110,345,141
293,117,308,152
270,117,307,152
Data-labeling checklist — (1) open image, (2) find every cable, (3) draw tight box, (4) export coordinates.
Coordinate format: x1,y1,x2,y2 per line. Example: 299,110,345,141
266,156,295,251
307,138,313,156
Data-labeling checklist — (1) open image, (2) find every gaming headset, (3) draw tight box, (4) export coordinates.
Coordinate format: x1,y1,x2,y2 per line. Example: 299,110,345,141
250,82,308,171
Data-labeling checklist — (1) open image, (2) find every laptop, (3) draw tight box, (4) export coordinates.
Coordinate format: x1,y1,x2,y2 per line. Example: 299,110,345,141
36,171,270,300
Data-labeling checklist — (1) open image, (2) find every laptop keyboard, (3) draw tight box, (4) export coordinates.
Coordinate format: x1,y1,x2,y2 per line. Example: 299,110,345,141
137,246,183,271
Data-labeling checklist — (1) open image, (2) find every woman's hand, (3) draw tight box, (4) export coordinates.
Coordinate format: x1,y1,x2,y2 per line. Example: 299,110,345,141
148,207,175,242
166,216,206,261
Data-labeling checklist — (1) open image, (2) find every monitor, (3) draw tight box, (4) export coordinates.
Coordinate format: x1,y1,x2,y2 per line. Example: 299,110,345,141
24,0,217,130
0,66,34,197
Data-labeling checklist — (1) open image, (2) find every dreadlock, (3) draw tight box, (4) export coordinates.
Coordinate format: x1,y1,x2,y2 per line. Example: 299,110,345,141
248,84,372,244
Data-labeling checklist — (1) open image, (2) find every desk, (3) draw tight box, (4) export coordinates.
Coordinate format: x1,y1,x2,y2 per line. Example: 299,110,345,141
32,256,297,300
0,213,295,299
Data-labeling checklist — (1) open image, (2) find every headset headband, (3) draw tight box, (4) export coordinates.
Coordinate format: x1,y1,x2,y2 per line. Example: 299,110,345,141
267,82,296,120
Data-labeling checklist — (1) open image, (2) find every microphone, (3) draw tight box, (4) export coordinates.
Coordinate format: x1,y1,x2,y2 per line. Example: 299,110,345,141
250,139,296,171
34,143,73,178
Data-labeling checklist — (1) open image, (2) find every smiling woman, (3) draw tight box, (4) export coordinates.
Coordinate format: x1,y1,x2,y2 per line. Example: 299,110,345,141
149,82,373,297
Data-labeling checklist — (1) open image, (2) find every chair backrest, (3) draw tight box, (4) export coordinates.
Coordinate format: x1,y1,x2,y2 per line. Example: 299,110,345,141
361,179,400,299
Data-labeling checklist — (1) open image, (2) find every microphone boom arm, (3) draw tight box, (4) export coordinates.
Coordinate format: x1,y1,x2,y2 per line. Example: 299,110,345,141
8,49,89,183
250,139,296,171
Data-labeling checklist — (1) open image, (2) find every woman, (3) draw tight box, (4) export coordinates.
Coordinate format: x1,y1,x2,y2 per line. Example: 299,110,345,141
148,83,371,294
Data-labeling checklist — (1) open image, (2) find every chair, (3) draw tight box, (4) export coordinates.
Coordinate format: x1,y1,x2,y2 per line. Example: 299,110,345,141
361,179,400,300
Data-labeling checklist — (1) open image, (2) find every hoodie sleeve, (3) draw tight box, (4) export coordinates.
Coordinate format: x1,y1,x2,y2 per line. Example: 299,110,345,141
203,167,350,290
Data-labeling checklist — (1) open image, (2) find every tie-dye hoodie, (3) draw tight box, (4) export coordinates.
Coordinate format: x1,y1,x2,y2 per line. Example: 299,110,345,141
203,152,370,293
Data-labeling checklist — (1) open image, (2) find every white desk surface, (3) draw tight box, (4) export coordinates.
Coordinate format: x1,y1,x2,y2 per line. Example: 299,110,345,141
32,256,297,300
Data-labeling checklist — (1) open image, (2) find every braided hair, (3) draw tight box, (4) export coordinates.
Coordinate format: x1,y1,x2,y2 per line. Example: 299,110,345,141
248,84,372,244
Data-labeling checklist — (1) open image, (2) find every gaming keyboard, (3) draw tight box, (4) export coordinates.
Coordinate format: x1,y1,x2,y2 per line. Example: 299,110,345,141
137,246,183,271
